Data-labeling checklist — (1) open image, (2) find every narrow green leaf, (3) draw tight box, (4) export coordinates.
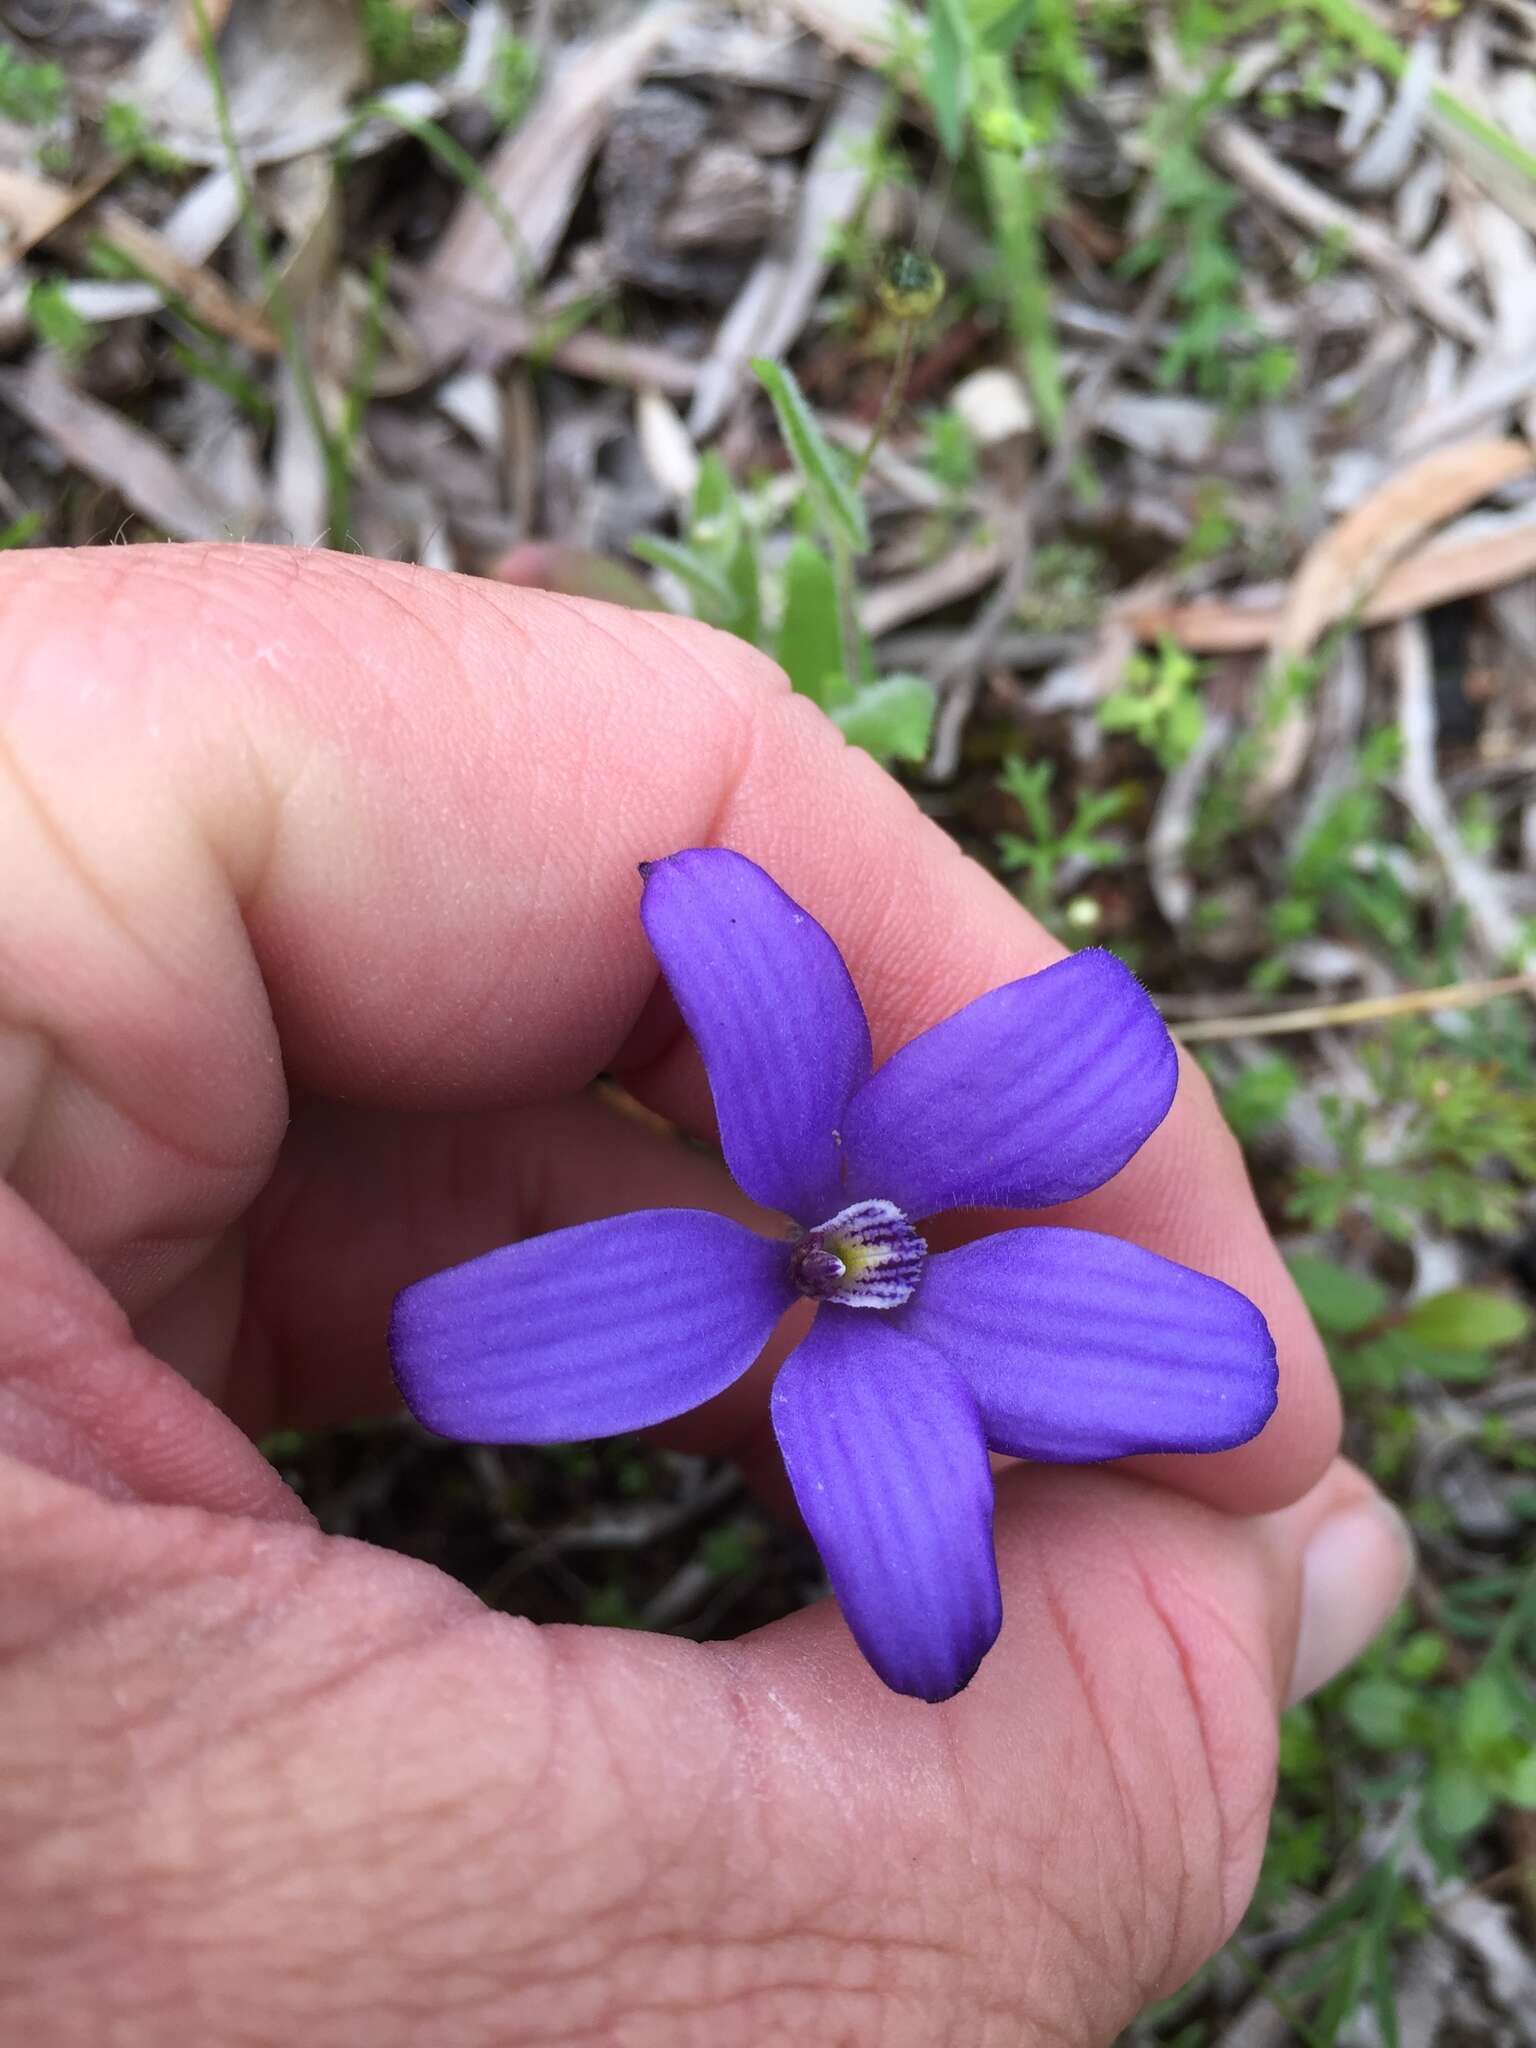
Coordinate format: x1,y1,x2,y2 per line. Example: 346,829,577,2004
925,0,972,159
692,449,733,528
1401,1288,1532,1353
722,520,763,648
0,511,43,550
832,674,934,764
630,536,736,620
751,358,869,554
1287,1254,1390,1337
776,538,847,709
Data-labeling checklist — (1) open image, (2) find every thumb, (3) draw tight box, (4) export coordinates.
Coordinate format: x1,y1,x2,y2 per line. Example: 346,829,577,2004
725,1453,1413,2039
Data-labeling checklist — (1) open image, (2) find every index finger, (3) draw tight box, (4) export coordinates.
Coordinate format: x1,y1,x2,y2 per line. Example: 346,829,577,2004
0,544,1337,1511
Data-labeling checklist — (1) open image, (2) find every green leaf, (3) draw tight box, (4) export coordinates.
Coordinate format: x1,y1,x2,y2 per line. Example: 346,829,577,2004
1400,1289,1532,1353
1218,1056,1298,1142
832,675,934,764
692,448,733,529
1504,1749,1536,1806
1427,1764,1494,1839
1458,1673,1516,1754
1341,1677,1418,1747
1395,1631,1447,1681
629,536,736,621
925,0,973,159
751,358,869,554
777,538,850,710
1287,1254,1390,1337
0,512,42,551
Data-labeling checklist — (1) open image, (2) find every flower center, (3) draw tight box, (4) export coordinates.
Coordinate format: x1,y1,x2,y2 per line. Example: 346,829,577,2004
789,1199,926,1310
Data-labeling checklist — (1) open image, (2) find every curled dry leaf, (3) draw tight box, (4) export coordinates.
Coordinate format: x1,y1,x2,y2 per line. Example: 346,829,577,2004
1249,439,1535,807
1271,439,1536,667
1123,509,1536,651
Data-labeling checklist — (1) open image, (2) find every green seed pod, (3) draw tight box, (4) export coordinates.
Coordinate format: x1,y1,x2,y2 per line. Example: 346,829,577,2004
874,247,946,323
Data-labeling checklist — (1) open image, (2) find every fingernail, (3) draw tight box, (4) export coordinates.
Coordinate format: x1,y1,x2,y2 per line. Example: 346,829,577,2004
1286,1497,1415,1707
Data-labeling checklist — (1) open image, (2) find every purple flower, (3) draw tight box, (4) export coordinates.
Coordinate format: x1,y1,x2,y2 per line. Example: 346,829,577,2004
391,849,1277,1702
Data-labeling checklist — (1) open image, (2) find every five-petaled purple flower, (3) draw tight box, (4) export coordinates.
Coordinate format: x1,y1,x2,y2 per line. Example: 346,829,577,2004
390,849,1277,1702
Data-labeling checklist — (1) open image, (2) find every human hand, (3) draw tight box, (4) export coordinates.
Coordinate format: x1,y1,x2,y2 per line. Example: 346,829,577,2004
0,545,1409,2047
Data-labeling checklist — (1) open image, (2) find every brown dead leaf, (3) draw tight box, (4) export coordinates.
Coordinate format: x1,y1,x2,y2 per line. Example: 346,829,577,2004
93,202,280,352
1130,512,1536,647
0,164,120,268
134,0,366,168
0,359,236,539
1124,512,1536,651
1274,439,1536,664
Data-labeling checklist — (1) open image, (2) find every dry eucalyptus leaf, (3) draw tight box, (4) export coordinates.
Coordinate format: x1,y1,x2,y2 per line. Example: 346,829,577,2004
1124,507,1536,651
1271,438,1536,665
129,0,366,167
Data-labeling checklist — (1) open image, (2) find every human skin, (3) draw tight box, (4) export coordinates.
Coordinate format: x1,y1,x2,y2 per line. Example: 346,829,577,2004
0,544,1409,2048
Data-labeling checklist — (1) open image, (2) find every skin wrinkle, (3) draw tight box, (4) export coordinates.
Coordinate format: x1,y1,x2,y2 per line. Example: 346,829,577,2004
1133,1555,1282,1938
1036,1570,1166,1999
1130,1557,1250,1965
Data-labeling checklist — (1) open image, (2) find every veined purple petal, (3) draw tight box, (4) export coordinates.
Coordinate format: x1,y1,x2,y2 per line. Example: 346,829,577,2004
640,850,871,1224
391,1209,794,1443
897,1226,1277,1461
840,949,1178,1219
771,1313,1000,1702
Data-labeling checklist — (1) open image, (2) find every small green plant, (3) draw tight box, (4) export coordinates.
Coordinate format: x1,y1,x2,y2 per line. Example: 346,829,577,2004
360,0,465,86
1288,1021,1536,1241
1215,1054,1299,1142
1289,1253,1532,1394
1177,480,1240,568
1248,729,1409,986
25,279,98,362
0,512,42,550
921,407,978,497
1100,636,1206,768
0,45,66,126
485,32,538,128
1337,1588,1536,1858
100,99,185,174
629,375,935,769
1127,58,1297,409
994,755,1128,926
1017,541,1104,631
905,0,1071,433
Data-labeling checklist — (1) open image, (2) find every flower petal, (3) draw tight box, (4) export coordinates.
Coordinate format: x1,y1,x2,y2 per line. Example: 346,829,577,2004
640,849,871,1223
391,1209,794,1442
771,1311,1000,1701
840,949,1178,1218
898,1226,1278,1460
